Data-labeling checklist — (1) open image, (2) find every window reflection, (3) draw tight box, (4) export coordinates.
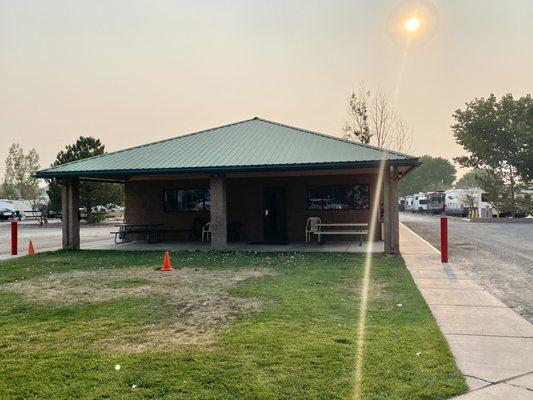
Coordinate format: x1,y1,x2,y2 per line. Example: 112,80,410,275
164,189,210,212
308,185,369,210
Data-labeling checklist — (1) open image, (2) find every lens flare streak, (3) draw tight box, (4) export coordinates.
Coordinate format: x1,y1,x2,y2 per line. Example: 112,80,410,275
352,156,388,400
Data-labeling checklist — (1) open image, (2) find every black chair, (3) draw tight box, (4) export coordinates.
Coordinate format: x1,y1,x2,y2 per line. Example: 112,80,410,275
228,221,243,242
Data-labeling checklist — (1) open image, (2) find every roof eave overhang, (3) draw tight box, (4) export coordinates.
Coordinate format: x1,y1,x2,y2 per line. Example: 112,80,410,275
35,158,420,179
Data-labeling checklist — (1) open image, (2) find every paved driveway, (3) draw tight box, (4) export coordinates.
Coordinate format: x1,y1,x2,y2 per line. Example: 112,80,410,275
0,221,113,256
400,213,533,323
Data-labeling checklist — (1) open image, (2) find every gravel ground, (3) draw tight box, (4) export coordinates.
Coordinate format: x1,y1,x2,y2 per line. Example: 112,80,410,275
400,212,533,323
0,220,113,256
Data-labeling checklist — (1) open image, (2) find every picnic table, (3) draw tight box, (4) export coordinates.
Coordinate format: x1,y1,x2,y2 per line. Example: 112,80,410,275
111,223,162,244
315,223,369,245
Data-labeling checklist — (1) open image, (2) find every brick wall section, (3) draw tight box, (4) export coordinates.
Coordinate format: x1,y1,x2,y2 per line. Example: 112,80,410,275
125,173,380,243
125,180,210,240
210,175,228,249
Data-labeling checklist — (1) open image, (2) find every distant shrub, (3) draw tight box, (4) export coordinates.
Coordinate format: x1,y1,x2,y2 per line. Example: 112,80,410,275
88,212,105,224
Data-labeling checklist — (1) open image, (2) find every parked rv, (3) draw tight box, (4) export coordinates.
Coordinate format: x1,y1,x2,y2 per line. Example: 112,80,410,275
426,191,446,214
444,188,494,217
412,193,428,213
471,189,494,217
404,195,414,212
401,188,496,217
444,189,468,216
399,197,406,211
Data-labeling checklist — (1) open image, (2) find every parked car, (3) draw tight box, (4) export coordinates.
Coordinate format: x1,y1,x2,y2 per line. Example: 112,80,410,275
0,199,21,221
47,209,62,219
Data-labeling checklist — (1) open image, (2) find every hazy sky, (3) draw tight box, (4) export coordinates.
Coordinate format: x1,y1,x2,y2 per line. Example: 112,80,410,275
1,0,532,177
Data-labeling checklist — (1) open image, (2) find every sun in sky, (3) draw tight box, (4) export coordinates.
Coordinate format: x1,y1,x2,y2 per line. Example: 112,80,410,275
403,15,421,32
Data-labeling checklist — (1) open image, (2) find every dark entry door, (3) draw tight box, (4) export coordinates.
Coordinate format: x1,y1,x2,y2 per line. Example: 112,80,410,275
263,186,288,242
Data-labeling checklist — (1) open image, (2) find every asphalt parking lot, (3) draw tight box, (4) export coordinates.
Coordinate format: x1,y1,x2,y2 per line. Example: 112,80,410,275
0,220,113,256
400,212,533,323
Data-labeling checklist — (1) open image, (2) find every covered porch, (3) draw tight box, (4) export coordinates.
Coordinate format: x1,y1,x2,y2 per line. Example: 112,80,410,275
57,164,402,253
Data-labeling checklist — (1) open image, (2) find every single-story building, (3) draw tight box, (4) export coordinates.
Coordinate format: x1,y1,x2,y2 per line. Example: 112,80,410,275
36,118,419,253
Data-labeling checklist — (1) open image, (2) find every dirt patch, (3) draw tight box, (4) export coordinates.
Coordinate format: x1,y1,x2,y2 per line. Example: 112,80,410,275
1,266,273,352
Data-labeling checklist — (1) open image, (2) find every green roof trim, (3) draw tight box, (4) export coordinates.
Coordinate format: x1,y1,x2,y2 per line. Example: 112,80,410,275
36,118,419,179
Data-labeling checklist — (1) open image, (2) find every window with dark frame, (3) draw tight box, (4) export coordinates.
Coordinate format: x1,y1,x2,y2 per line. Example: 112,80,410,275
164,189,211,212
307,185,369,210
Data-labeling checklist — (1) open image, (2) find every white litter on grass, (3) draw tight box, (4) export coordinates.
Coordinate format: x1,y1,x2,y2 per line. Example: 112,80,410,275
416,352,421,356
131,384,137,389
396,303,403,307
115,364,121,371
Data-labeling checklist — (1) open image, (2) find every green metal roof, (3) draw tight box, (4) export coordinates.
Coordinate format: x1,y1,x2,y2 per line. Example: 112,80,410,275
36,118,418,178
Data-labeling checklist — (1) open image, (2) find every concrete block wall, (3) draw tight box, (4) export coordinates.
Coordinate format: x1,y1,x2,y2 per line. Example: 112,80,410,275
125,180,210,240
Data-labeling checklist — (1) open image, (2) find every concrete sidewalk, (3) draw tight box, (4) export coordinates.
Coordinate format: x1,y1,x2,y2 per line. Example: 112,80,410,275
400,223,533,399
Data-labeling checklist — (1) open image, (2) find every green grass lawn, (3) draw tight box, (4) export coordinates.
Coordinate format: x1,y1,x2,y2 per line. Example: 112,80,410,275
0,251,467,399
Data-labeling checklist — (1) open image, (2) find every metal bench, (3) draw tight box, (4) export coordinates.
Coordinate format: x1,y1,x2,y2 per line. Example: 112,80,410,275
315,223,369,246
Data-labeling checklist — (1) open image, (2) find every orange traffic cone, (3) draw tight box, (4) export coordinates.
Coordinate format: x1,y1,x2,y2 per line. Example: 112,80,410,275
160,251,173,271
28,240,35,255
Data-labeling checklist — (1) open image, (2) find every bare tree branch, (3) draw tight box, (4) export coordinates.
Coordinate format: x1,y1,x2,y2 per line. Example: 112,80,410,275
391,118,412,153
342,83,413,152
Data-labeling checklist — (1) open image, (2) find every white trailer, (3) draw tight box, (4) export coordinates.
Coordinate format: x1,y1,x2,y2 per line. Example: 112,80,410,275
471,189,494,217
412,193,428,213
404,195,414,212
445,189,468,216
444,188,494,217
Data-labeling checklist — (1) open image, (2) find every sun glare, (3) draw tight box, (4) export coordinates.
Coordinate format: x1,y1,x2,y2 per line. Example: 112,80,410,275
404,15,421,32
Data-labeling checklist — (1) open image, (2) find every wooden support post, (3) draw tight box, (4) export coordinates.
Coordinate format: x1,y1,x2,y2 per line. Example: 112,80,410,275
383,165,400,254
61,178,80,250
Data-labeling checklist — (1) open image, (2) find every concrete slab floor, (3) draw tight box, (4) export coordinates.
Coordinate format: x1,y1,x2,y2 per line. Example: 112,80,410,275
400,223,533,399
82,240,384,253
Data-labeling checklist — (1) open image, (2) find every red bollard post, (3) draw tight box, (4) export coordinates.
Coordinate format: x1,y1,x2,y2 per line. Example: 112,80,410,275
11,221,18,256
440,216,448,263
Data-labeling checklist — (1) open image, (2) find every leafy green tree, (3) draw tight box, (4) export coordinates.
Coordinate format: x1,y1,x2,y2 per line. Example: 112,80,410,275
454,170,489,189
399,155,456,196
2,143,41,200
47,137,124,220
474,169,532,216
454,171,478,189
452,93,533,215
